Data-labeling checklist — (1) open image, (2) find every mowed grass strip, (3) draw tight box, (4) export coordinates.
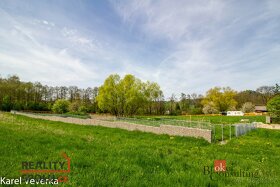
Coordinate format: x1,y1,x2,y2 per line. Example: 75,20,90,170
0,112,279,187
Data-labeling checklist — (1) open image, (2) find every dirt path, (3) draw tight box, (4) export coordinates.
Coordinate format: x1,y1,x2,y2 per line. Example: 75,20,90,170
256,124,280,130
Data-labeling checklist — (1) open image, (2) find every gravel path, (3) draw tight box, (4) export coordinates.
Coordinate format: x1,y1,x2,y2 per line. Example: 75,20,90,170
256,124,280,130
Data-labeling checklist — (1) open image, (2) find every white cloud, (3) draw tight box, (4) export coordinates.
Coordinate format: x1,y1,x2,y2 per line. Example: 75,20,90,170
42,20,48,25
111,0,280,96
0,1,279,97
0,10,96,86
112,0,225,41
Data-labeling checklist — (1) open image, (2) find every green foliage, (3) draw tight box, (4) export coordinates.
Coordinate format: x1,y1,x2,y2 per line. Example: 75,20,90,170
1,95,12,111
187,107,202,115
78,105,88,114
0,74,278,118
202,87,237,113
51,99,70,114
97,74,163,116
69,101,81,113
144,81,164,114
271,117,280,124
96,74,120,115
267,95,280,117
0,75,98,112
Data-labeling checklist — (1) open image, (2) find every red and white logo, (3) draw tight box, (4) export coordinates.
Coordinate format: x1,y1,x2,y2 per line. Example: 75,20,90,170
214,160,226,172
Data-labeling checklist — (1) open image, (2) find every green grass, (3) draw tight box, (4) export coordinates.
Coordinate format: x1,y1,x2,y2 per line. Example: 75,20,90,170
136,115,266,124
25,112,91,119
115,117,212,129
0,112,279,186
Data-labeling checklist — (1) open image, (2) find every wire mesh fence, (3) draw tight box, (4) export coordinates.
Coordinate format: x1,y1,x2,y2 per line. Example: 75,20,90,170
113,117,258,143
211,124,234,143
212,123,257,143
115,117,212,129
235,123,257,137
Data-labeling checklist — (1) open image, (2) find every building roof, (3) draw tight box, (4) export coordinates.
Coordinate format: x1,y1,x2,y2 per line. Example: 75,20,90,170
255,106,267,111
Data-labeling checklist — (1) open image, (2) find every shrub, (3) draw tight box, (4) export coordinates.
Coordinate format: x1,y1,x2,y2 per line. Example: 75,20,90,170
267,95,280,117
271,117,280,124
52,99,70,114
1,95,12,111
69,101,81,113
78,105,88,114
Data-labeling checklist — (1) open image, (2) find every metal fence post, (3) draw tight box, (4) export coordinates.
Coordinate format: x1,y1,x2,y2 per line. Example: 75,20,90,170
221,124,224,142
230,125,231,140
213,125,215,143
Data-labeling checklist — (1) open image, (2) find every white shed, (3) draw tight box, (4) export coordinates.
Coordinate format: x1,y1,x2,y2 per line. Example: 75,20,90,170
227,111,244,116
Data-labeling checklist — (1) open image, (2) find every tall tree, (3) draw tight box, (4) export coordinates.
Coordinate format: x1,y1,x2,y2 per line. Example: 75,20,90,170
256,86,275,104
202,87,237,113
96,74,120,116
144,81,163,114
96,74,163,116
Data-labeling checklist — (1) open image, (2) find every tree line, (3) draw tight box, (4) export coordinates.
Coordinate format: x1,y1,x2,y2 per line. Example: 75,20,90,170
0,74,279,116
0,75,98,113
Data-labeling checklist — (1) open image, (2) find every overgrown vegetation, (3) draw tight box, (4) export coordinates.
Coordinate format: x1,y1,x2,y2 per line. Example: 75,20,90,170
0,113,279,186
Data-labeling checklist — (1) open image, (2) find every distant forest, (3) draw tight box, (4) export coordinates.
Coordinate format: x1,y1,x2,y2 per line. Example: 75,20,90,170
0,75,279,116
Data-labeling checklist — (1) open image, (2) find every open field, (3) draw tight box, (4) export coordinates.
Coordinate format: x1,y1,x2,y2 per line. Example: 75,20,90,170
0,112,279,186
135,115,266,124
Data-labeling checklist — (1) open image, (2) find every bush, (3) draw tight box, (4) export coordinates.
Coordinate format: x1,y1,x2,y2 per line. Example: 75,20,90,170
271,117,280,124
267,95,280,117
78,105,88,114
1,95,12,111
52,99,70,114
69,101,80,113
13,102,24,111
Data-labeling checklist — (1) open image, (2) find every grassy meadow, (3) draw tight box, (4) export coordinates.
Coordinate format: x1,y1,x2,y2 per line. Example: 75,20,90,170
135,115,266,124
0,112,279,186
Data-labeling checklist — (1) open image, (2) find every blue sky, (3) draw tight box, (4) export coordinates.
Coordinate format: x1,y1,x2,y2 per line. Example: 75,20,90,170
0,0,279,97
